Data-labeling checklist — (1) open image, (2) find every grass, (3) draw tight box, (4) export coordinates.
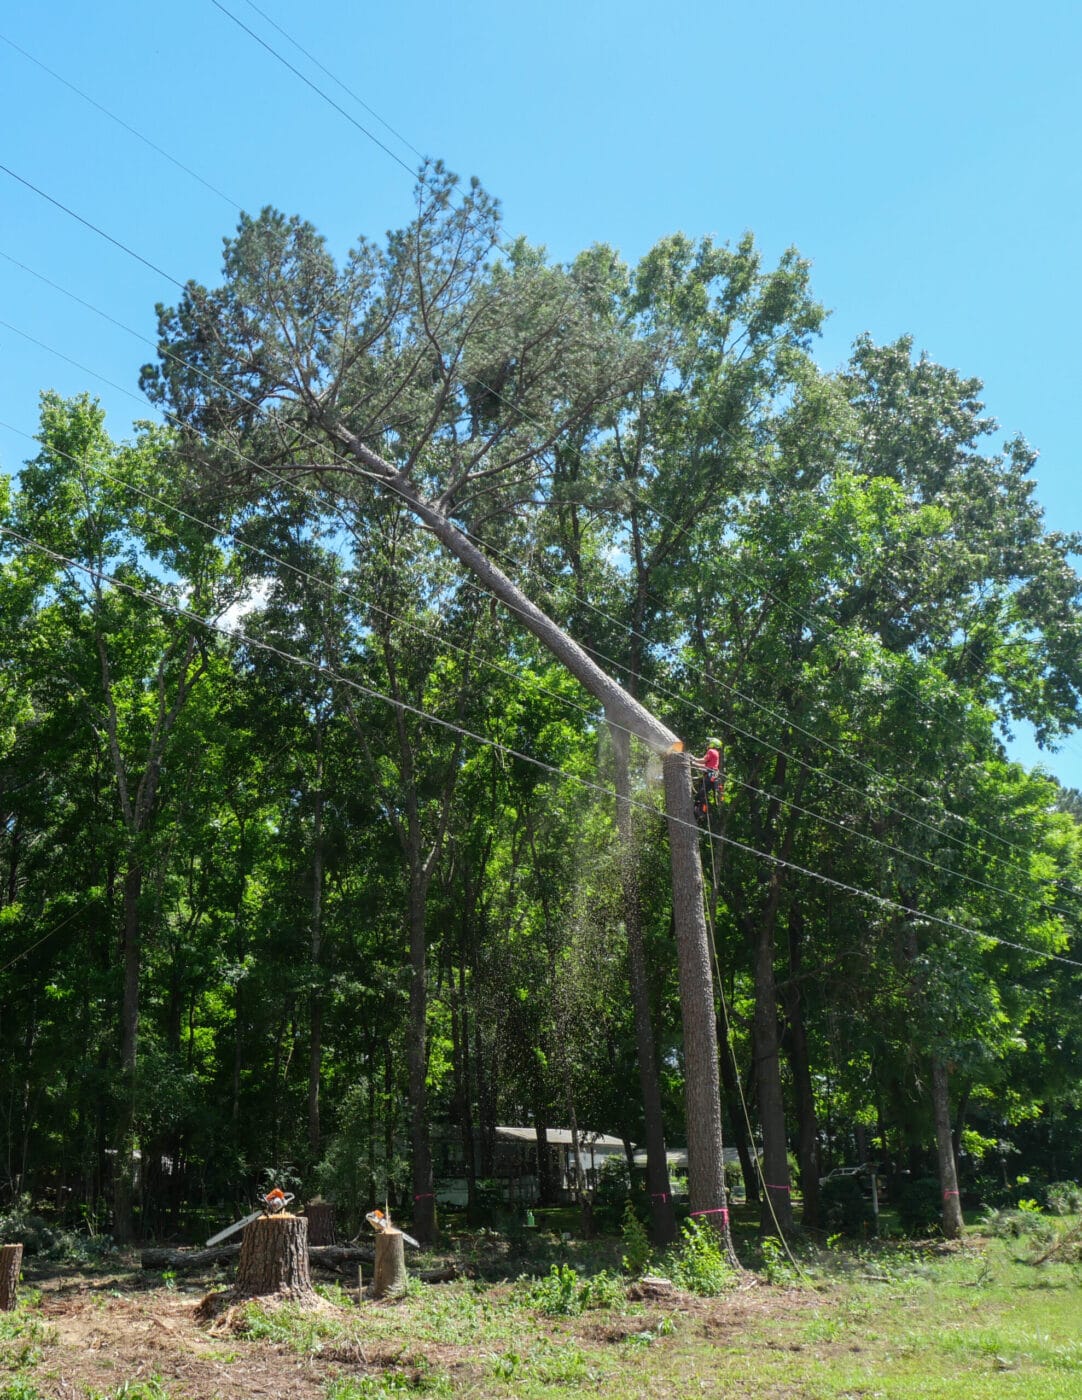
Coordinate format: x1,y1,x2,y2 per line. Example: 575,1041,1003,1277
6,1211,1081,1398
206,1217,1081,1398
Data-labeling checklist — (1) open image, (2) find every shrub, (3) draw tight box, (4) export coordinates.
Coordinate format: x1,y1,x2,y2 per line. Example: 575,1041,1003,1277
667,1218,734,1296
620,1200,652,1277
526,1262,624,1315
0,1197,115,1262
527,1263,584,1316
1046,1181,1082,1216
981,1205,1055,1242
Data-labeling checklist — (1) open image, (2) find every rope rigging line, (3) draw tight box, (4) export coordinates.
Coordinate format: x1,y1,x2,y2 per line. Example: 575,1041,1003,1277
4,520,1080,973
701,797,804,1274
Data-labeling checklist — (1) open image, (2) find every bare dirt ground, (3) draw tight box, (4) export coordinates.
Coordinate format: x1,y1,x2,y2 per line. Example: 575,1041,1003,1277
29,1267,332,1399
14,1257,821,1400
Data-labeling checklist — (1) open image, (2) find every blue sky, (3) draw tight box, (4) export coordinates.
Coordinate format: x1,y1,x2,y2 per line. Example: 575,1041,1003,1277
2,0,1080,786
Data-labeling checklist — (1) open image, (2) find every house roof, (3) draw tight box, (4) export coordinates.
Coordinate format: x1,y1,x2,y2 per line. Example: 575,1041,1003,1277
495,1126,626,1149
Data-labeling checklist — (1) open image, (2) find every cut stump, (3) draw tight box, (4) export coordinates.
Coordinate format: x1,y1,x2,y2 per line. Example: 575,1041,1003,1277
236,1214,315,1299
196,1213,320,1322
0,1244,23,1311
371,1228,407,1299
304,1201,337,1245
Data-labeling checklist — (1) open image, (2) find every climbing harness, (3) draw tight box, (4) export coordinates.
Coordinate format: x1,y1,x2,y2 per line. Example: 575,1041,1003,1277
694,741,724,823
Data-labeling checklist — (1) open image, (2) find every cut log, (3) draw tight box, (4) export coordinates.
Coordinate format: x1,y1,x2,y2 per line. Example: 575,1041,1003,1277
0,1244,23,1311
234,1214,315,1302
141,1242,377,1273
304,1201,337,1245
371,1228,407,1300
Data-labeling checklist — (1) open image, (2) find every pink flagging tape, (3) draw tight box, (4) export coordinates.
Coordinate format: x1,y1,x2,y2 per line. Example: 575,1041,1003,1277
942,1189,960,1198
413,1193,434,1200
691,1207,730,1221
765,1183,791,1192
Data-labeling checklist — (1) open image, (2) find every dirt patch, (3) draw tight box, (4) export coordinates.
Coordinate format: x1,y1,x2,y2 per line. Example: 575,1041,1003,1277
31,1289,331,1400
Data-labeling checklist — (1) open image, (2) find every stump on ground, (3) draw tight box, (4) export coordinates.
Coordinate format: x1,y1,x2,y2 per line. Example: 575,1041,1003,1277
304,1200,337,1245
0,1244,23,1311
371,1228,407,1299
235,1214,316,1301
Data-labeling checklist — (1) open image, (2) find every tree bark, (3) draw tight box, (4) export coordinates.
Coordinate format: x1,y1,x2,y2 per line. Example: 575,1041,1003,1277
783,910,821,1230
406,868,436,1243
235,1215,316,1300
931,1057,964,1239
752,912,794,1234
308,736,325,1157
611,722,676,1245
304,1201,337,1245
661,752,734,1261
371,1228,407,1299
0,1244,23,1311
113,858,143,1244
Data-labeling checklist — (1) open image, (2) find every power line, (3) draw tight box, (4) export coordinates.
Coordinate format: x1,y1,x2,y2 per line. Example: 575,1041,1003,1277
0,163,185,290
235,0,426,164
208,0,419,181
8,385,1074,928
4,278,1080,913
1,155,1078,899
0,31,239,210
154,0,1082,814
4,520,1079,971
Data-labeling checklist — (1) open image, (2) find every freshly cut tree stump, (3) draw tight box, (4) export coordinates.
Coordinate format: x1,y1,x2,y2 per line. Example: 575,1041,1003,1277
195,1213,331,1324
371,1228,407,1300
304,1201,337,1245
235,1214,316,1301
0,1244,23,1311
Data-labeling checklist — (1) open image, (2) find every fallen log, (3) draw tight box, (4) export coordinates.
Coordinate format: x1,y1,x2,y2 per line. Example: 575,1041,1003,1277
141,1243,376,1272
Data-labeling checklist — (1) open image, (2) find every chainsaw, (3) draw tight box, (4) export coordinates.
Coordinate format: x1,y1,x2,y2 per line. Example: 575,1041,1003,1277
205,1188,296,1247
366,1207,420,1250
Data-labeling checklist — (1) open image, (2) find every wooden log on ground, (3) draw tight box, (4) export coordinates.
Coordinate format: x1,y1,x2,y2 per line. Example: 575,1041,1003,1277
234,1214,315,1302
371,1228,407,1299
304,1201,337,1245
141,1242,377,1272
0,1244,23,1311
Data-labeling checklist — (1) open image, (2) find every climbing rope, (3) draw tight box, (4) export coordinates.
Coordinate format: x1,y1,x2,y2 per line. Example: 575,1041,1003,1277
702,795,805,1278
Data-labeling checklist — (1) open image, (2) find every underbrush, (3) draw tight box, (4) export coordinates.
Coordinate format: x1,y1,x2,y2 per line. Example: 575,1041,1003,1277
0,1197,116,1263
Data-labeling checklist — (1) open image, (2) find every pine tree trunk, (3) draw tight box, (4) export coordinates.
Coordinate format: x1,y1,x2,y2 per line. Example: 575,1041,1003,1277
235,1215,315,1300
371,1228,407,1299
662,752,735,1261
612,722,676,1245
406,869,436,1244
0,1244,23,1311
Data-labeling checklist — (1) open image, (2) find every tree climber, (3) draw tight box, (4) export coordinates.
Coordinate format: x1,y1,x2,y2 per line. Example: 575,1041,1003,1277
691,739,723,822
